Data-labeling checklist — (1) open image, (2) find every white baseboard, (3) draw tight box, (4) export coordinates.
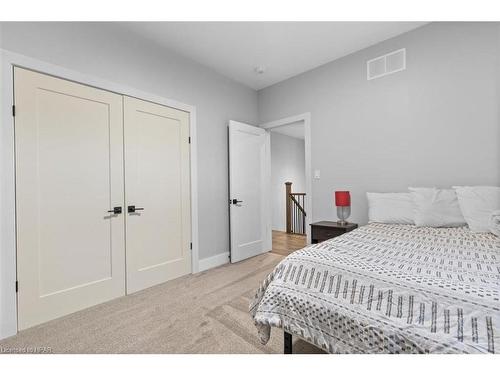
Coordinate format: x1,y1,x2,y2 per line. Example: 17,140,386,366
198,252,230,272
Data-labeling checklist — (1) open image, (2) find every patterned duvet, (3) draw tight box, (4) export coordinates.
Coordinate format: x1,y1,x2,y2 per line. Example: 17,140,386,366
250,224,499,353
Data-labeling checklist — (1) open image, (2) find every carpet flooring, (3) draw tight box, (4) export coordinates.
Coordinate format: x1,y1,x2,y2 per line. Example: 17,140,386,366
0,252,322,354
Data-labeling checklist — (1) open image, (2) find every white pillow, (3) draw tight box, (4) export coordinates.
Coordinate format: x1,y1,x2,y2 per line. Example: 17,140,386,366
409,187,466,227
366,192,414,224
453,186,500,232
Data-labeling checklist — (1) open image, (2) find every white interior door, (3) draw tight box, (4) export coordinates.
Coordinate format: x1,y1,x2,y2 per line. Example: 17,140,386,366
124,96,191,294
229,121,271,263
14,67,126,330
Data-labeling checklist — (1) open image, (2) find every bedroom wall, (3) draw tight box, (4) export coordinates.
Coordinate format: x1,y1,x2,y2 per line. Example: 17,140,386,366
258,22,500,225
0,22,259,265
270,131,306,231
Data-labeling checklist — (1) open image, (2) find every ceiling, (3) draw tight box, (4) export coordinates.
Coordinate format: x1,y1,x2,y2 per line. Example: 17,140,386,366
270,121,305,140
120,22,427,90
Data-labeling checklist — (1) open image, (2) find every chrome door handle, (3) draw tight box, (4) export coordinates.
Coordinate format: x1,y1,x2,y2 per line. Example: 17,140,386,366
128,205,144,213
107,206,122,214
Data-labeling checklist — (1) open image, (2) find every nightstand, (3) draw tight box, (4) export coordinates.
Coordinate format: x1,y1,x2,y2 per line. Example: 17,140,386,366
310,221,358,244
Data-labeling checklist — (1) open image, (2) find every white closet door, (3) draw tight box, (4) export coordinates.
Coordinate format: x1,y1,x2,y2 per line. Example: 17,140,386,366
124,96,191,294
14,68,126,330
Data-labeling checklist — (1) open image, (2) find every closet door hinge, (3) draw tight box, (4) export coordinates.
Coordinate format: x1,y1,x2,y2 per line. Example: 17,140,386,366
12,105,16,117
15,281,18,293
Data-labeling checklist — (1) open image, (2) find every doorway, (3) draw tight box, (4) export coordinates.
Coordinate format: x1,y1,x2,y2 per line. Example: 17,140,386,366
261,113,312,247
268,121,307,256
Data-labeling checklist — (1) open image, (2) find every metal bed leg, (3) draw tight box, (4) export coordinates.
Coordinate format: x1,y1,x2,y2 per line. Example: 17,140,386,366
284,331,292,354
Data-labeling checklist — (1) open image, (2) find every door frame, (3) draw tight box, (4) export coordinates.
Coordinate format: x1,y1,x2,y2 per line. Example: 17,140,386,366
260,113,312,244
0,50,200,339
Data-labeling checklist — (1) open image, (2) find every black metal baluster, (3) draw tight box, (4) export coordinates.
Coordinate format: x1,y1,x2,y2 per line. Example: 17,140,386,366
300,196,303,234
299,195,304,234
297,197,300,234
296,197,298,234
302,198,305,235
295,200,297,234
303,195,305,234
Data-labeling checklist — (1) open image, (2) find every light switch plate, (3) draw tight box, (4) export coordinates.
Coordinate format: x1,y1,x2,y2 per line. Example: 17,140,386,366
314,170,320,179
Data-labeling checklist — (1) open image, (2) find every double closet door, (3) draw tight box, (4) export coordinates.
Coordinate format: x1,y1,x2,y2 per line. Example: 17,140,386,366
14,68,191,330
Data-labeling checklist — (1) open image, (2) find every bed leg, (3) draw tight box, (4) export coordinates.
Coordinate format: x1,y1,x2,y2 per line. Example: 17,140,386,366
284,331,292,354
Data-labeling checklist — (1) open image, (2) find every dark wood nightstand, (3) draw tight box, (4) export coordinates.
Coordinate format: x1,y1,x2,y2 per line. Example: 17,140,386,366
310,221,358,244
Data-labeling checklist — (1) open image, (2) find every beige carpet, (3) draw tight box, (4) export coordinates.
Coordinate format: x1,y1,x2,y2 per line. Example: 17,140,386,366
0,253,322,354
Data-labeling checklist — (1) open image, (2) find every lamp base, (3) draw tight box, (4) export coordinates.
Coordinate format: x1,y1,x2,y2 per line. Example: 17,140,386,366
336,206,351,226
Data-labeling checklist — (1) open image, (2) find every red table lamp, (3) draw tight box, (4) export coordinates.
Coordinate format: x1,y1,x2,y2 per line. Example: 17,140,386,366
335,191,351,225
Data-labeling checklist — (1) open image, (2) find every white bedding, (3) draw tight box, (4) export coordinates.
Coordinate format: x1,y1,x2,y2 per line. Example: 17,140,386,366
250,223,500,353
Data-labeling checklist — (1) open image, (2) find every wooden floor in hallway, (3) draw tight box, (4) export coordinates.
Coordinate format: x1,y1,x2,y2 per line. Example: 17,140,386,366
271,230,307,256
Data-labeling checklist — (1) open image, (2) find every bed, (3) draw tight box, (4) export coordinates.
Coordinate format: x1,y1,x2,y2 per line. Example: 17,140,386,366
250,223,499,353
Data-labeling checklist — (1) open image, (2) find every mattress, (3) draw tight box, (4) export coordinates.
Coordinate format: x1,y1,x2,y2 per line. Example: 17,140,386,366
250,223,500,353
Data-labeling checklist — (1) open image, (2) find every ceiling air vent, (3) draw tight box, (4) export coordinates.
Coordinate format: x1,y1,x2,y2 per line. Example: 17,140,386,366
367,48,406,80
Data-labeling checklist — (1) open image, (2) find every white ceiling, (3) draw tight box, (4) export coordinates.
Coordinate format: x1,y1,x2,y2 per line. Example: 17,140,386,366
120,22,427,90
270,121,305,140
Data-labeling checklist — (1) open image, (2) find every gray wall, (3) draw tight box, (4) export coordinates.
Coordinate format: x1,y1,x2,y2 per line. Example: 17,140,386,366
270,132,306,231
258,22,500,225
0,22,259,262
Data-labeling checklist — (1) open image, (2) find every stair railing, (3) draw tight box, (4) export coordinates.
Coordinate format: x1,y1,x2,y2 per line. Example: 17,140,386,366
285,182,306,235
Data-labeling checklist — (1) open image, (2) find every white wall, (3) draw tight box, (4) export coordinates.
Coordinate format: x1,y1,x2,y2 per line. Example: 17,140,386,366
0,22,258,263
270,131,306,231
259,22,500,225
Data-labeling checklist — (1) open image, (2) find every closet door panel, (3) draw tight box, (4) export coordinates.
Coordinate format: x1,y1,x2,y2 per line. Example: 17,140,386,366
124,96,191,294
15,68,125,330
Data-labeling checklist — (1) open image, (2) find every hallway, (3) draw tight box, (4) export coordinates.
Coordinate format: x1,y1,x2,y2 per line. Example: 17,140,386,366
271,230,307,256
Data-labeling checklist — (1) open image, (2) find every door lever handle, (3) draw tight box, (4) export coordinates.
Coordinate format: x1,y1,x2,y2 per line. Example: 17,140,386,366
128,205,144,213
107,206,122,214
231,199,243,205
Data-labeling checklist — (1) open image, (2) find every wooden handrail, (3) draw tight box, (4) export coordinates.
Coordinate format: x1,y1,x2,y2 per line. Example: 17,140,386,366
285,182,306,235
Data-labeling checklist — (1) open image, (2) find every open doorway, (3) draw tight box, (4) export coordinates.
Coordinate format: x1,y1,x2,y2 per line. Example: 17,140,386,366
269,122,306,255
261,114,312,257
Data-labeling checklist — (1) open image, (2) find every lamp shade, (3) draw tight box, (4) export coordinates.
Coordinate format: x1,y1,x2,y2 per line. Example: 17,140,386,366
335,191,351,207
